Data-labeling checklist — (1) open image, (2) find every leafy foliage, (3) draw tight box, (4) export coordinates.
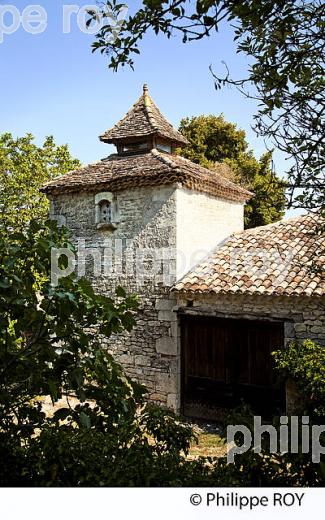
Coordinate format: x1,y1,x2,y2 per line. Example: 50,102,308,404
178,115,286,227
179,114,247,167
1,221,324,486
273,339,325,417
1,220,324,486
0,133,80,236
186,340,325,487
92,1,325,214
220,0,325,215
219,339,325,486
0,220,195,486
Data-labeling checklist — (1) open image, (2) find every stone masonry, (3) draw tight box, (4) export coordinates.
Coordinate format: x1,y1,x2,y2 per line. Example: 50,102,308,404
49,181,245,410
175,293,325,346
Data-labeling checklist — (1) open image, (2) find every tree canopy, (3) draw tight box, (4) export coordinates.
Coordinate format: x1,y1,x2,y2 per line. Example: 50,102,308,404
178,114,286,228
0,133,80,236
92,0,324,215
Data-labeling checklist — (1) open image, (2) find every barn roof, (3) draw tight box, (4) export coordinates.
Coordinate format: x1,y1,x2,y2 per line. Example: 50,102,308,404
41,148,252,203
100,84,189,147
174,213,325,297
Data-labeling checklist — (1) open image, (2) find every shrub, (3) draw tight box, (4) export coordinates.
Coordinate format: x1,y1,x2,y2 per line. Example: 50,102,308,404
273,339,325,417
0,220,195,486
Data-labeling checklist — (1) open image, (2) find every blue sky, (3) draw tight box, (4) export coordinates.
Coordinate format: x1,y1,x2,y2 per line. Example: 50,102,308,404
1,1,289,178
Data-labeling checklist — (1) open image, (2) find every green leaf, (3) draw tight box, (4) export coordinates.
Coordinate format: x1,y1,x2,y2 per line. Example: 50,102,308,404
116,286,126,298
53,407,71,422
79,411,91,429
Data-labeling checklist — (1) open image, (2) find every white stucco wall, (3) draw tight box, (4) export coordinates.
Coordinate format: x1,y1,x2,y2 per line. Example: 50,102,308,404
175,187,244,279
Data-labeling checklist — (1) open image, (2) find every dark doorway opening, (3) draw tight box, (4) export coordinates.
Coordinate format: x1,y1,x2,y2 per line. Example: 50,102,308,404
181,315,285,419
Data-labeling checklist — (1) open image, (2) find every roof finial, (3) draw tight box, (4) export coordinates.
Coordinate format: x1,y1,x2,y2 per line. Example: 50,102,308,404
143,83,149,95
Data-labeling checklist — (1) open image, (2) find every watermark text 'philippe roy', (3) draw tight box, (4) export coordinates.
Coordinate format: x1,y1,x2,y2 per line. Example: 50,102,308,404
0,4,127,43
50,238,297,288
227,416,325,463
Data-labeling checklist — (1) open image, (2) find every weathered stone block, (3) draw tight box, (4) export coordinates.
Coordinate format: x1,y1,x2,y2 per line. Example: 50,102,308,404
151,393,166,402
155,372,177,394
170,321,180,339
158,310,177,322
167,393,178,411
284,321,295,338
294,323,307,333
156,336,177,356
135,355,149,366
148,321,160,327
310,326,324,334
118,354,134,365
155,298,175,311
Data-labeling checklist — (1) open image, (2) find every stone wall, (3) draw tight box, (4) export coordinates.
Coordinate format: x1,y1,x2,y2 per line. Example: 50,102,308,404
175,292,325,346
50,183,325,415
49,183,245,410
50,185,180,408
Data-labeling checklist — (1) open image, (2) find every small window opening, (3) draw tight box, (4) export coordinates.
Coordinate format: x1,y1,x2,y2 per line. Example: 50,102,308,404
122,142,148,153
156,142,172,154
99,200,111,224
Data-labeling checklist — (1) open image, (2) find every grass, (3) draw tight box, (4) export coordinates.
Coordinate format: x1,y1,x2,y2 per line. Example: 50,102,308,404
189,431,227,459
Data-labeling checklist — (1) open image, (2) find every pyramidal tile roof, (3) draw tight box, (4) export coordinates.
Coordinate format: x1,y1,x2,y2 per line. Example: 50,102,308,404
42,149,252,203
99,84,189,146
42,85,253,202
173,213,325,297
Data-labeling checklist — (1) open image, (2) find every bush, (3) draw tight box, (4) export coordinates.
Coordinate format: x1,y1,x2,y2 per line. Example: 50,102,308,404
1,222,324,487
273,339,325,417
0,220,196,486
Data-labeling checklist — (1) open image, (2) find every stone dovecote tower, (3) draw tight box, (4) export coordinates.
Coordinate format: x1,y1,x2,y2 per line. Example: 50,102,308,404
43,85,251,410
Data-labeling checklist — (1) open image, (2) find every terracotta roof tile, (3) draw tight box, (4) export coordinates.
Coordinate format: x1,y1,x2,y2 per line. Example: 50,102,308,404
100,85,188,147
41,149,252,203
174,214,325,297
